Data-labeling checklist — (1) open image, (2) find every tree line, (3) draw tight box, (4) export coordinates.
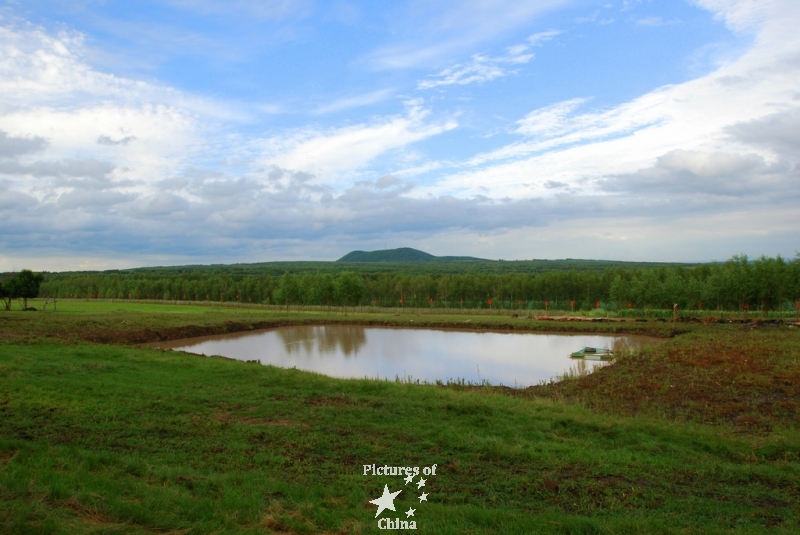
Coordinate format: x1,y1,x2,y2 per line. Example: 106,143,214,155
28,254,800,312
107,257,692,277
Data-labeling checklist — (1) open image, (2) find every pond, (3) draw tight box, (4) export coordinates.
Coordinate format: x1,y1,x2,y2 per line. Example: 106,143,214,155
154,326,659,387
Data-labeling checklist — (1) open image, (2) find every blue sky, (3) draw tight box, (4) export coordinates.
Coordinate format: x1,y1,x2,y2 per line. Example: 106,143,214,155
1,0,798,270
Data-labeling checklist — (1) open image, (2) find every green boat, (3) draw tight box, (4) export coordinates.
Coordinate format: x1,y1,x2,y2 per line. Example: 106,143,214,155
570,347,614,359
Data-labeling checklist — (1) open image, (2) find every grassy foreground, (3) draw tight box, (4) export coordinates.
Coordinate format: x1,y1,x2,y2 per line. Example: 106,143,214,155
1,301,799,534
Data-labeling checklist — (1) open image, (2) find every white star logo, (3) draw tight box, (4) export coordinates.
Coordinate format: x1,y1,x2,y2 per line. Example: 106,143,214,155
405,507,416,518
404,474,414,485
418,492,428,503
416,478,426,489
369,485,402,518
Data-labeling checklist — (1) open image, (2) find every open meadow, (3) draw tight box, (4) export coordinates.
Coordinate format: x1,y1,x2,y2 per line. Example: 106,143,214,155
1,301,799,534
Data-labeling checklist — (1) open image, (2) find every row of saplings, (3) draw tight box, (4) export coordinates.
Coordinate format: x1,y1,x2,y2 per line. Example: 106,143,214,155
0,270,44,311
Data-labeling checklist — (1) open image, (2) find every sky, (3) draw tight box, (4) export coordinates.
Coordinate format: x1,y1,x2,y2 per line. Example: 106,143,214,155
0,0,798,271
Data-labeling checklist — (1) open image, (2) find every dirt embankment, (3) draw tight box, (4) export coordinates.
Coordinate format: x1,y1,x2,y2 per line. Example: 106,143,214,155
92,321,288,345
111,319,691,345
7,308,793,346
522,326,800,433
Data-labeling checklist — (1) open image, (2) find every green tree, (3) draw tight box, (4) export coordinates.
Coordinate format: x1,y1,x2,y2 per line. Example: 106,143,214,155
5,270,45,310
0,279,10,310
630,269,665,311
310,274,336,309
274,273,302,310
788,257,800,307
414,275,436,307
609,274,633,309
394,275,412,306
335,271,364,314
437,275,452,307
723,255,754,310
753,255,785,311
450,274,474,307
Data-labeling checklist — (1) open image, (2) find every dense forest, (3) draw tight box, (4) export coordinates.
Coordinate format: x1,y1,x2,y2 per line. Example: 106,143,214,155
42,256,694,278
28,254,800,312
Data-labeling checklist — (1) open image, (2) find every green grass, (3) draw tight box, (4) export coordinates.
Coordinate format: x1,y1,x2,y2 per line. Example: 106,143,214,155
1,302,799,533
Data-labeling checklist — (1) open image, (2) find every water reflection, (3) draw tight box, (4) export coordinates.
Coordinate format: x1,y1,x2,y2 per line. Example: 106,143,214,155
156,326,659,388
277,325,367,357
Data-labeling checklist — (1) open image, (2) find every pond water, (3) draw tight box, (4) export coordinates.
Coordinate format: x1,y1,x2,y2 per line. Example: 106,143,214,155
155,326,658,387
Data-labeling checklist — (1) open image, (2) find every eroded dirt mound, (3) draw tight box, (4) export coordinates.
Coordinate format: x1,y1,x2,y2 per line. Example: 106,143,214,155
527,327,800,433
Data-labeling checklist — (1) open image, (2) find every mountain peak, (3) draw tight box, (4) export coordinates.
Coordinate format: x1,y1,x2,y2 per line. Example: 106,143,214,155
336,248,483,263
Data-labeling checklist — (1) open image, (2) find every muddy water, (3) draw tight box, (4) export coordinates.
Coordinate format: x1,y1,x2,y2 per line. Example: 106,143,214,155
154,326,659,387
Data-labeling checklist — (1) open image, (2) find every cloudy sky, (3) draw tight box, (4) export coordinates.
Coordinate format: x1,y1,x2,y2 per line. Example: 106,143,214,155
1,0,798,270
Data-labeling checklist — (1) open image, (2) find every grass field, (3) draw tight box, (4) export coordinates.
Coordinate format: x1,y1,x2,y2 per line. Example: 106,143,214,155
1,301,799,533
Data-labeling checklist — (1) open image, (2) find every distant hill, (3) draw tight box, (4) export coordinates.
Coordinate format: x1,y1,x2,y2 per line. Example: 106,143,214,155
336,247,486,263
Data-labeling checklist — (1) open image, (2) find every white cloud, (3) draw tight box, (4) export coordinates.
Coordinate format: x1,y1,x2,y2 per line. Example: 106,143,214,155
163,0,315,20
0,158,115,179
456,91,665,172
726,109,800,156
513,98,591,137
57,189,135,210
2,0,800,267
417,0,800,200
0,20,253,121
417,58,506,89
636,16,665,26
261,102,457,180
97,135,136,146
127,193,190,218
602,149,796,199
312,89,394,114
417,44,535,90
656,149,766,178
362,0,569,70
0,20,223,197
412,28,561,91
0,130,48,157
416,207,800,263
691,0,774,32
527,30,561,46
